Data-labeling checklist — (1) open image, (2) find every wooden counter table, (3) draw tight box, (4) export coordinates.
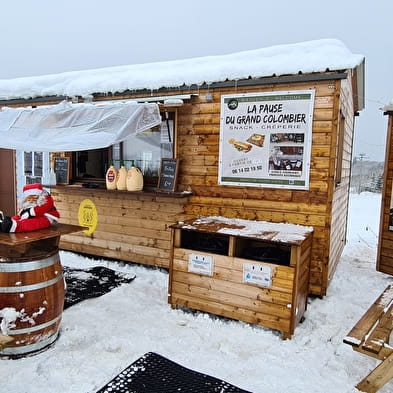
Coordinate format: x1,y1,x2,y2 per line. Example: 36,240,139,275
0,223,85,358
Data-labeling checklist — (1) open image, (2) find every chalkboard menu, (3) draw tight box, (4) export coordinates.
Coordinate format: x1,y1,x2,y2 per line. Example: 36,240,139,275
158,158,178,192
54,157,70,185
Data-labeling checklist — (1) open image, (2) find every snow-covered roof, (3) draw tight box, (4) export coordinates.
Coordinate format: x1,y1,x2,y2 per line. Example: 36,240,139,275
383,102,393,112
0,38,364,101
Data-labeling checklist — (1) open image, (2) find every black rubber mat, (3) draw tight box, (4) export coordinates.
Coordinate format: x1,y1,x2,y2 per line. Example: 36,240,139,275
63,266,135,309
96,351,253,393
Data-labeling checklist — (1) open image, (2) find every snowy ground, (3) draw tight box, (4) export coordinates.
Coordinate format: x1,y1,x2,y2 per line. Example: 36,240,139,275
0,192,392,393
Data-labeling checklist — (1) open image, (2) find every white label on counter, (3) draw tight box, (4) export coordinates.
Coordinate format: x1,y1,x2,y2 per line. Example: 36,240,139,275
188,253,214,276
243,263,272,287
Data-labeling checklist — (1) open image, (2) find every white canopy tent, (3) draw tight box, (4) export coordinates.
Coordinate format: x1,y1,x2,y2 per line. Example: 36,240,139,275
0,100,162,152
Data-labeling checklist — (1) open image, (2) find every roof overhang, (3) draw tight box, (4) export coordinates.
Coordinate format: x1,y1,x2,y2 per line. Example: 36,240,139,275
353,59,365,112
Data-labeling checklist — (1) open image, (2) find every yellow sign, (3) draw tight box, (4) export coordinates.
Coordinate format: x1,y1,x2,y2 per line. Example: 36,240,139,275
78,199,98,235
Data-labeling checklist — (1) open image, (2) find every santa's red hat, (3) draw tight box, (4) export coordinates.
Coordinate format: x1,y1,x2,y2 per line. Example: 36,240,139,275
23,183,43,197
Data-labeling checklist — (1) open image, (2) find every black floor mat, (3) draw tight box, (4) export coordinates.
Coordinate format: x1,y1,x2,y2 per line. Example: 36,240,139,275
96,351,252,393
63,266,135,309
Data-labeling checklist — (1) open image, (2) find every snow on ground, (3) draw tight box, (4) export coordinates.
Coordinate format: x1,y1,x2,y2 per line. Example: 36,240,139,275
0,192,392,393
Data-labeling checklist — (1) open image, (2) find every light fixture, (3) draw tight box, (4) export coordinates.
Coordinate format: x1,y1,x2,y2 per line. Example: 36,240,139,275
163,98,183,107
205,93,213,102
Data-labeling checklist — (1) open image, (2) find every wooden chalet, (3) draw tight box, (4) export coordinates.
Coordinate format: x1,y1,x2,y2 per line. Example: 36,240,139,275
0,39,365,298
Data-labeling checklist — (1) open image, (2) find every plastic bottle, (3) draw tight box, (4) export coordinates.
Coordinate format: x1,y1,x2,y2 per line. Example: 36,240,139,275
126,160,144,191
49,159,57,185
116,161,127,190
105,161,118,190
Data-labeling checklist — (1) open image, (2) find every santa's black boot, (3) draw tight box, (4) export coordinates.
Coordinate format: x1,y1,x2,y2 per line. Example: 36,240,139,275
1,217,12,233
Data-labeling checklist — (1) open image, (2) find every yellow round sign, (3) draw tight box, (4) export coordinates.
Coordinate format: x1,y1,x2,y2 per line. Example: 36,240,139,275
78,199,98,235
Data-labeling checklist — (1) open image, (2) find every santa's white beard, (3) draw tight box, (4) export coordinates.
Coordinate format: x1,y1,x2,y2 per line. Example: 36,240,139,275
21,193,46,209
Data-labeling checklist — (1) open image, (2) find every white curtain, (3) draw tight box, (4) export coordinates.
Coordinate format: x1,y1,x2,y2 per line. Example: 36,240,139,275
0,100,162,152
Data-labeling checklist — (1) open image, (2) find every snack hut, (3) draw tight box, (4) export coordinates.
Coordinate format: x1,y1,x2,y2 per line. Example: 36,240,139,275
0,40,364,335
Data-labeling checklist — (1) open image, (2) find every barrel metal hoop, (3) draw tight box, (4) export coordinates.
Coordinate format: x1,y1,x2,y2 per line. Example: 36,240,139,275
0,331,59,356
0,273,64,293
7,314,62,335
0,253,59,272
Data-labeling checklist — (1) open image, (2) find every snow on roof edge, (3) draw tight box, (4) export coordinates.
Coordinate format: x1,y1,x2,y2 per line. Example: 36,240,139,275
0,38,364,101
383,102,393,112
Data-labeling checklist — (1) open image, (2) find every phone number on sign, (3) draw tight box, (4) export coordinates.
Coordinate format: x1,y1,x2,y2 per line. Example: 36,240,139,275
232,165,262,174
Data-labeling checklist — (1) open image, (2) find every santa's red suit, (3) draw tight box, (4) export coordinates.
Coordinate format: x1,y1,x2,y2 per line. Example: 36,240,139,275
0,183,60,233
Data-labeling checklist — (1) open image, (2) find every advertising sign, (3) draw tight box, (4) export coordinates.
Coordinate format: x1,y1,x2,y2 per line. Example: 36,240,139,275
218,90,315,189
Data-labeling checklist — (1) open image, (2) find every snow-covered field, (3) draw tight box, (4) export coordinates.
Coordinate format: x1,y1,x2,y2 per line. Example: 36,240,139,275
0,192,392,393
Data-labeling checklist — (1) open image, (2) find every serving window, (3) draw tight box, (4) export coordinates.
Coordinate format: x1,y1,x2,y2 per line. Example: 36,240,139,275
70,110,176,187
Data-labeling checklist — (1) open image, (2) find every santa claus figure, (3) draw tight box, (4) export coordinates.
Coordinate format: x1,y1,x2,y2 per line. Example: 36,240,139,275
0,183,60,233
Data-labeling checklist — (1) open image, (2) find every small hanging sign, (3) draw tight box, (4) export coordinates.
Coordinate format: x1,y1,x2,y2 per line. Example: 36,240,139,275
243,262,273,287
188,253,214,276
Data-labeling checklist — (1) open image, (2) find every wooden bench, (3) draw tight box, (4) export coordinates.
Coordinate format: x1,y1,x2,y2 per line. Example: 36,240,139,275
343,284,393,393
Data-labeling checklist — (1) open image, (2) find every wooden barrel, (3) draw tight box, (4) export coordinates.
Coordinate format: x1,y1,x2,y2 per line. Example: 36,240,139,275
0,249,65,358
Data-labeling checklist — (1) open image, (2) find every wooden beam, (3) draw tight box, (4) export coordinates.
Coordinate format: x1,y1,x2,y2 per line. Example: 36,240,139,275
356,351,393,393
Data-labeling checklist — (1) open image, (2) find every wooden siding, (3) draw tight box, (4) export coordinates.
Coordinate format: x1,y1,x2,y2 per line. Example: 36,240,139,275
172,79,349,296
328,75,356,289
377,114,393,274
55,188,189,268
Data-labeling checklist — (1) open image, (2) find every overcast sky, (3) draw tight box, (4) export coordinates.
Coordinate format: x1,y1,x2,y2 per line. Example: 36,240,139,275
0,0,391,161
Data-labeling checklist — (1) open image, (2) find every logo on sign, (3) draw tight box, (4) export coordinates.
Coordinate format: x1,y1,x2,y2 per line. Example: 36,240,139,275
107,169,116,182
78,199,98,235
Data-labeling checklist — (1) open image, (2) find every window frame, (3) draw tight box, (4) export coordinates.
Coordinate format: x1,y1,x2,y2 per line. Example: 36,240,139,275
335,111,345,187
69,109,177,187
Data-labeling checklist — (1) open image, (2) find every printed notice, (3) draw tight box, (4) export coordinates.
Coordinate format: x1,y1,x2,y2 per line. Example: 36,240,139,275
243,263,273,287
188,253,214,276
218,90,315,190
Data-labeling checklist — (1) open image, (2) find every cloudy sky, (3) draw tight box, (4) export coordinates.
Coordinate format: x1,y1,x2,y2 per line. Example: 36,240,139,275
0,0,391,161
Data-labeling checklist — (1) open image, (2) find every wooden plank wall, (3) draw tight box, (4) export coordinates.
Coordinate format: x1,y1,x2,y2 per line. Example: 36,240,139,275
170,248,295,337
55,188,189,268
328,75,356,286
377,114,393,274
174,79,347,296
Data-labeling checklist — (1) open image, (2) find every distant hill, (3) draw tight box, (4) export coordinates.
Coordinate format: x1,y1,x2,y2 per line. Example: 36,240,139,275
350,158,384,193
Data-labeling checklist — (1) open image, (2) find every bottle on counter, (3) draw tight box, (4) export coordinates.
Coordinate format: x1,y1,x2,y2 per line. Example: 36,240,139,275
126,160,144,191
49,161,57,186
116,161,127,190
105,160,118,190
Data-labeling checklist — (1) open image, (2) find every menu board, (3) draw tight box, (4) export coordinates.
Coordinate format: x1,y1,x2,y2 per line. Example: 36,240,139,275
158,158,178,192
54,157,70,185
